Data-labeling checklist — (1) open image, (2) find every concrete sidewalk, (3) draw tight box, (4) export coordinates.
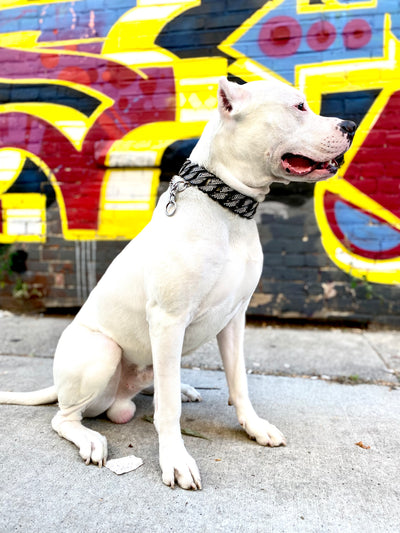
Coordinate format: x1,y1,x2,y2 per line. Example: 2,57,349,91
0,312,399,532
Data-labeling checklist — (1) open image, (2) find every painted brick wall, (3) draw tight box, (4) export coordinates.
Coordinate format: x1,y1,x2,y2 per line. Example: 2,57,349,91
0,0,399,327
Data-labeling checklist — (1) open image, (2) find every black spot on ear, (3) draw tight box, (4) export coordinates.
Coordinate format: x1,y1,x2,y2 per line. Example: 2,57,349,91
220,88,233,113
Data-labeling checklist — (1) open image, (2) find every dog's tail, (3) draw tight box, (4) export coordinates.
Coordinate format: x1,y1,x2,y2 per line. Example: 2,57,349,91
0,386,57,405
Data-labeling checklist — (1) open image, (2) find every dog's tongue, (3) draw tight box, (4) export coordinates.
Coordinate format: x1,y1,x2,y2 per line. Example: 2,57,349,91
283,154,315,175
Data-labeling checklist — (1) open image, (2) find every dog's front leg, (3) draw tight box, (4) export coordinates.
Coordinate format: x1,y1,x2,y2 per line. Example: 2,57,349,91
148,307,202,490
217,307,286,447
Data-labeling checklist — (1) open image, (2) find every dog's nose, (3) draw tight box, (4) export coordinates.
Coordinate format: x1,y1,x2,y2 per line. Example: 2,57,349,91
339,120,357,140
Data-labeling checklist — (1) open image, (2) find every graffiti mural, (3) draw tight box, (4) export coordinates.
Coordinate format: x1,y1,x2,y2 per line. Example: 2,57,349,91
0,0,399,287
0,0,223,241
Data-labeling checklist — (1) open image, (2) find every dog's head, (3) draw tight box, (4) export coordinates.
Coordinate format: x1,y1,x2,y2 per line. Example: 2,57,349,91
209,77,356,196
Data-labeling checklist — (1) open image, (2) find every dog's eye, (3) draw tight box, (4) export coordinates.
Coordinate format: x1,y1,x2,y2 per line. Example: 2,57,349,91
296,102,306,111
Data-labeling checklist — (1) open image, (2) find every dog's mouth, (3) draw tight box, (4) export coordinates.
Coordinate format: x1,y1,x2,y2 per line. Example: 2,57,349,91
281,153,345,177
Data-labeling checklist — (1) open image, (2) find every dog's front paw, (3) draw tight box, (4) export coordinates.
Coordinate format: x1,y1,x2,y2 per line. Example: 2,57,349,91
180,383,202,403
160,445,202,490
240,416,286,447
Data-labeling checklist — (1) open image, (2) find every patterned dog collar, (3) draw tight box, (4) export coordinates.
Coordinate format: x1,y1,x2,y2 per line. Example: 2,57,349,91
166,159,259,219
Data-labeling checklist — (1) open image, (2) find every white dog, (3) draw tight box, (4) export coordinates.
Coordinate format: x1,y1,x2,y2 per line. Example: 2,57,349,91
0,77,355,490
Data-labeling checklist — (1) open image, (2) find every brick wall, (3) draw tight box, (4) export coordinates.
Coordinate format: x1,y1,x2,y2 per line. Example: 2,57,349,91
0,0,399,327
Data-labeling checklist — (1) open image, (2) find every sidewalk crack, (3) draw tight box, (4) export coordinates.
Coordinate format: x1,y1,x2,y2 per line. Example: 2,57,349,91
362,332,400,383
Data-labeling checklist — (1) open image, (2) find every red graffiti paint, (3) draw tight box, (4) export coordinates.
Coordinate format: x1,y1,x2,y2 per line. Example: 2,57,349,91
343,19,372,50
322,90,400,260
344,90,400,218
0,48,175,232
307,21,336,52
258,16,302,57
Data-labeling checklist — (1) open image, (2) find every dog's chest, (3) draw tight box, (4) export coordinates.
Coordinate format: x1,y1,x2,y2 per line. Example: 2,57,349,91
182,233,262,353
208,237,262,305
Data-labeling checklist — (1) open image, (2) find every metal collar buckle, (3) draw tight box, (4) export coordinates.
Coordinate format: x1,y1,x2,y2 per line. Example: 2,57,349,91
165,176,191,216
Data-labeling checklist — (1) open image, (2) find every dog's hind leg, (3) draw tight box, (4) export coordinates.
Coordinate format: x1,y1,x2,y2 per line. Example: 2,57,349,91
217,307,286,447
51,324,122,466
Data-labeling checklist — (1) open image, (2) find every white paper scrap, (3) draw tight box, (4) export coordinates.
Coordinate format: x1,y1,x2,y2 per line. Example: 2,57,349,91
105,455,143,475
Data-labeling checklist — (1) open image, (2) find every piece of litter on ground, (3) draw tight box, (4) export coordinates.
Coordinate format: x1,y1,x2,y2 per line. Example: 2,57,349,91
105,455,143,475
355,441,371,450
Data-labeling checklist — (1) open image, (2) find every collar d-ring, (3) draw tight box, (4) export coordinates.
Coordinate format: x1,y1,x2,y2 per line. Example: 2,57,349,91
165,176,191,216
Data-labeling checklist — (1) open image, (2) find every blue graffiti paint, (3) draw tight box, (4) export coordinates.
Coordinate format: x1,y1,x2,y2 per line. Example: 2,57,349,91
0,1,136,42
233,0,398,84
335,200,400,253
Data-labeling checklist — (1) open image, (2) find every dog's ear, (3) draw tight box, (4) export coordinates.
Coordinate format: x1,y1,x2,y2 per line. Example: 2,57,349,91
218,77,249,118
